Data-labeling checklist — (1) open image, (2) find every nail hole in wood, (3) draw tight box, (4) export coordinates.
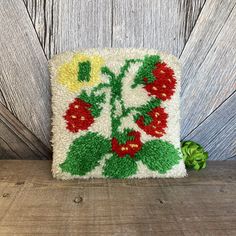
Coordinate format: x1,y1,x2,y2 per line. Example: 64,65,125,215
16,181,25,185
219,188,225,193
2,193,10,198
73,196,83,204
158,199,164,204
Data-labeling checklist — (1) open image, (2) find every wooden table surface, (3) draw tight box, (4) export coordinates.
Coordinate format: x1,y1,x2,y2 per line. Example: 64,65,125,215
0,160,235,235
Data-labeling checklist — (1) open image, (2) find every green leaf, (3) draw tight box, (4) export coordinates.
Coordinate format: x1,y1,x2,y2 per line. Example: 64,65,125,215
136,98,161,114
132,55,160,88
79,90,90,101
135,140,180,174
143,114,153,125
78,90,106,117
138,99,161,116
133,98,161,125
181,141,208,171
114,128,135,144
60,132,111,176
103,154,137,178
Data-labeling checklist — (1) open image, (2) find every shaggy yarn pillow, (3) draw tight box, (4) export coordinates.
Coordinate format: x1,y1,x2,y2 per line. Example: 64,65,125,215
50,49,187,179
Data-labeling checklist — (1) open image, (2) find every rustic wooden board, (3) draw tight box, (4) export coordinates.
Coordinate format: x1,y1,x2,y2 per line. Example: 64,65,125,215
178,0,206,45
112,0,205,57
0,92,7,108
23,0,54,58
0,160,236,235
24,0,112,58
0,103,51,159
23,0,205,58
185,92,236,160
0,0,51,147
180,0,236,138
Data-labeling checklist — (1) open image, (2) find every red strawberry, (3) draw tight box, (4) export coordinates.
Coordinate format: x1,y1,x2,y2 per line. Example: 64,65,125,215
144,62,176,101
136,107,168,138
64,98,94,133
112,131,142,157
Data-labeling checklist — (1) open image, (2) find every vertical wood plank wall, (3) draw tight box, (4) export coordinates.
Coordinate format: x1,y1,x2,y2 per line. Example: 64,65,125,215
0,0,235,160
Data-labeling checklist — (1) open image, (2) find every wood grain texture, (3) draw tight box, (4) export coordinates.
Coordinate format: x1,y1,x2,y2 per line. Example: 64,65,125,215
0,0,51,147
0,103,51,160
113,0,183,56
112,0,205,56
24,0,112,58
0,91,7,108
24,0,205,58
0,160,236,235
180,0,236,138
23,0,53,59
185,92,236,160
178,0,206,45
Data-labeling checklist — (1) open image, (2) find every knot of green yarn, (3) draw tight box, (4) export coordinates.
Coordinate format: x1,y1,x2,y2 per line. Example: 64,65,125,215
181,141,208,171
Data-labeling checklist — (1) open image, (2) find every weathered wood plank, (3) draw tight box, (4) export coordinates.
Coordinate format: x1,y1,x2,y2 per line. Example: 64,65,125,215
113,0,183,55
0,90,7,108
0,160,236,235
23,0,53,58
24,0,205,58
184,92,236,160
180,0,236,139
0,103,51,159
112,0,205,57
0,0,51,147
24,0,112,58
52,0,112,54
178,0,206,44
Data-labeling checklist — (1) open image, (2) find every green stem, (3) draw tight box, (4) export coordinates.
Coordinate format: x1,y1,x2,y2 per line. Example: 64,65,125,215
96,59,144,138
101,66,116,80
92,83,110,93
108,59,143,138
119,106,136,118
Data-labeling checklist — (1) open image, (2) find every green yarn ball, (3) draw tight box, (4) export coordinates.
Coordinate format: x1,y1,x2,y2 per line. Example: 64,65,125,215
181,141,208,171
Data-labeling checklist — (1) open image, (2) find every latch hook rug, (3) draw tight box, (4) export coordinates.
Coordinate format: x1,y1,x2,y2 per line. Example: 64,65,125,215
49,48,187,179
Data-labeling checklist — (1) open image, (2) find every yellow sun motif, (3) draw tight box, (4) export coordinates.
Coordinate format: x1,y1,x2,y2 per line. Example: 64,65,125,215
57,53,104,92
